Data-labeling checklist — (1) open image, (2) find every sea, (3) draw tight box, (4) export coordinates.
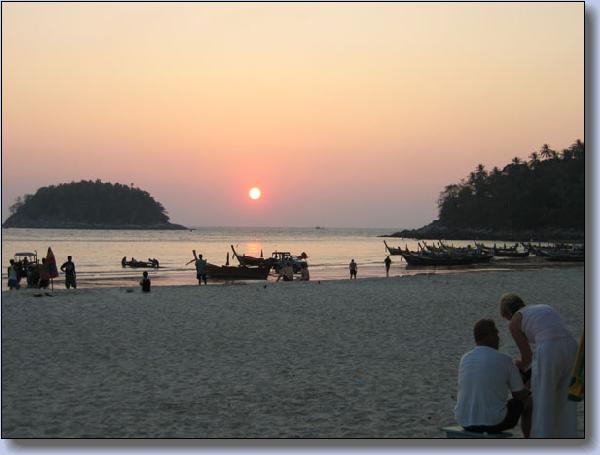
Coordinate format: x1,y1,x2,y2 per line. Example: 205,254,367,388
1,226,552,290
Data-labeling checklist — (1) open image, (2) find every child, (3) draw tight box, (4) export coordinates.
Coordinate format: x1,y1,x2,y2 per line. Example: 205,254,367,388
140,271,151,293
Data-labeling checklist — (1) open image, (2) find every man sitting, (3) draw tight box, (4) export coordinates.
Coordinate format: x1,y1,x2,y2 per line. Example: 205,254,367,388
454,319,531,437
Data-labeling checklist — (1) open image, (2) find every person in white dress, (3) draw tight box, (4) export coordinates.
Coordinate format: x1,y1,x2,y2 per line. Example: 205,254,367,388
499,293,578,437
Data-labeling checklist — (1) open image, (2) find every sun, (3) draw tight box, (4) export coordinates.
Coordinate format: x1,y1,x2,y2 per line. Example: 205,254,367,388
249,187,262,200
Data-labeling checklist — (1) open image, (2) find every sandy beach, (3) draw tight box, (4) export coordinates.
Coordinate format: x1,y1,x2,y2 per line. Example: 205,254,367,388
1,267,584,438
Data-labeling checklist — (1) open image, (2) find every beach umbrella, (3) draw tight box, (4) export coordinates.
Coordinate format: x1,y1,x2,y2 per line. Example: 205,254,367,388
46,247,59,291
226,252,230,266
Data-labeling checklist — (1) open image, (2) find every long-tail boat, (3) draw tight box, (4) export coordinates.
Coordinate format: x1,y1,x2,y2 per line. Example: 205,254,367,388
475,242,529,258
121,257,159,268
205,263,271,280
543,251,584,262
383,240,404,255
399,242,493,266
230,245,268,267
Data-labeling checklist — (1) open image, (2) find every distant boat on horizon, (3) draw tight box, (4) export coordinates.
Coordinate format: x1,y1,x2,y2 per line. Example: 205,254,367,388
315,226,325,230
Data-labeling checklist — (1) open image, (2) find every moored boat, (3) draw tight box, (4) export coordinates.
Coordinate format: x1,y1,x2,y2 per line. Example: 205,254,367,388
401,251,493,266
383,240,403,255
205,263,271,280
230,245,268,267
543,251,584,262
399,241,493,266
121,257,159,268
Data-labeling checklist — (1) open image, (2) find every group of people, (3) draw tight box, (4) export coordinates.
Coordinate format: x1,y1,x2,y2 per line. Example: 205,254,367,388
276,261,310,282
455,293,579,437
7,255,77,290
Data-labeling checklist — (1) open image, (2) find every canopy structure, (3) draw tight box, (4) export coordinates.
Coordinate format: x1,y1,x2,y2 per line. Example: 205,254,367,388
14,252,36,257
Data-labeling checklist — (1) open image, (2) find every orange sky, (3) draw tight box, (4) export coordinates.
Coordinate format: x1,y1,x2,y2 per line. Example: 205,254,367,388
2,3,583,228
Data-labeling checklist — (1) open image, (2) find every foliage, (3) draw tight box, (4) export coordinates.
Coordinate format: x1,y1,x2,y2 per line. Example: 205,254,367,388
437,140,584,230
7,180,172,226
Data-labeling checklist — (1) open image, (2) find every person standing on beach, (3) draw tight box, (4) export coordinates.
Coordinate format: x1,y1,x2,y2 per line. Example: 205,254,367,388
7,260,20,290
499,293,578,438
193,250,207,285
140,271,151,292
60,256,77,289
349,259,357,279
299,262,310,281
384,255,392,277
38,258,50,289
455,319,531,437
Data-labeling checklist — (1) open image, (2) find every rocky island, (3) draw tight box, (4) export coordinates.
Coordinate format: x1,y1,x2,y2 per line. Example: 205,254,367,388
2,180,187,230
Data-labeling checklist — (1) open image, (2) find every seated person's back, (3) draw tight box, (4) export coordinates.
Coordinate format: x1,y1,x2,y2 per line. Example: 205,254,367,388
454,319,530,435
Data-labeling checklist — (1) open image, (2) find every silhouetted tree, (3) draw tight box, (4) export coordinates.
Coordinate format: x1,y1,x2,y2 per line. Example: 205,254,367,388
436,140,584,232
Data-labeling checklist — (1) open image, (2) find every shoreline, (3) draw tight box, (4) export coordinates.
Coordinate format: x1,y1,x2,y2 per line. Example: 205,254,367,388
2,255,584,291
2,267,585,438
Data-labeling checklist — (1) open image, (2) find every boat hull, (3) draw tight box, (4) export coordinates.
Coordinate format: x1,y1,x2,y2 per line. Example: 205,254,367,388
401,253,493,266
205,264,270,280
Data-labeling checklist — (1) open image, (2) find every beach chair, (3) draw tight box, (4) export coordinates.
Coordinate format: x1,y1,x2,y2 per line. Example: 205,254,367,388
441,425,512,438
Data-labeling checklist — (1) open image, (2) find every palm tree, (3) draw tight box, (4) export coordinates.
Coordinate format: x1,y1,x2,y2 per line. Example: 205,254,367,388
528,152,539,168
511,157,522,165
560,148,574,160
540,144,554,160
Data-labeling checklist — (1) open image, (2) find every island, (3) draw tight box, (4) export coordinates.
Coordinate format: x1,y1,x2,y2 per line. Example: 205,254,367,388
2,180,187,230
384,140,585,242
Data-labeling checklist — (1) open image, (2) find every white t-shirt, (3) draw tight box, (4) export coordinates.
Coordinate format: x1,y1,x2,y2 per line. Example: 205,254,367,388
454,346,524,427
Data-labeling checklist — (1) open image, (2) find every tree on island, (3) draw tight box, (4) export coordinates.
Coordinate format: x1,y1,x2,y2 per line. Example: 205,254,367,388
392,140,584,241
437,140,584,232
3,180,186,229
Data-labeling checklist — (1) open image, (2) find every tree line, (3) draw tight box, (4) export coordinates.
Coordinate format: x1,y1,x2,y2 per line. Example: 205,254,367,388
437,140,584,231
7,180,172,226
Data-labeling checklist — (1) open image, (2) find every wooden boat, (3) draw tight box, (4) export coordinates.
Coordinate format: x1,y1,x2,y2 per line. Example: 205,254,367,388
543,251,584,262
525,242,584,258
230,245,268,267
401,252,493,266
383,240,404,255
399,243,493,266
121,257,159,268
475,242,529,258
494,249,529,258
205,263,270,280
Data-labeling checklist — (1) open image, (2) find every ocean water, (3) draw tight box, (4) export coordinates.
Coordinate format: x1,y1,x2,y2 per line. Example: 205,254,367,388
1,227,547,290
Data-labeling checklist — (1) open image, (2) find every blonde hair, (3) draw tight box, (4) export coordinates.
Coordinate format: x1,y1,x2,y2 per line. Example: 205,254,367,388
499,293,525,318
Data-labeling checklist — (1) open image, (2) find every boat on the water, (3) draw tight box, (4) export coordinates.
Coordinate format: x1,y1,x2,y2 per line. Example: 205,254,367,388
383,240,404,255
401,251,493,266
205,263,270,280
121,257,159,268
524,242,584,260
542,251,584,262
230,245,268,267
398,241,493,266
475,242,530,258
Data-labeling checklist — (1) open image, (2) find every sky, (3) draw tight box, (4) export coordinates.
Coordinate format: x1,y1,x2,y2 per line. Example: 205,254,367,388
1,2,583,229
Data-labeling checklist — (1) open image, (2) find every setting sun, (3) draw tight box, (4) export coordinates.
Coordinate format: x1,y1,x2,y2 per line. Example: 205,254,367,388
249,187,261,200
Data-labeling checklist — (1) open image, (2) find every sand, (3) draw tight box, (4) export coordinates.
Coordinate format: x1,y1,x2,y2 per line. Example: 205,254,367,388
1,267,585,438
